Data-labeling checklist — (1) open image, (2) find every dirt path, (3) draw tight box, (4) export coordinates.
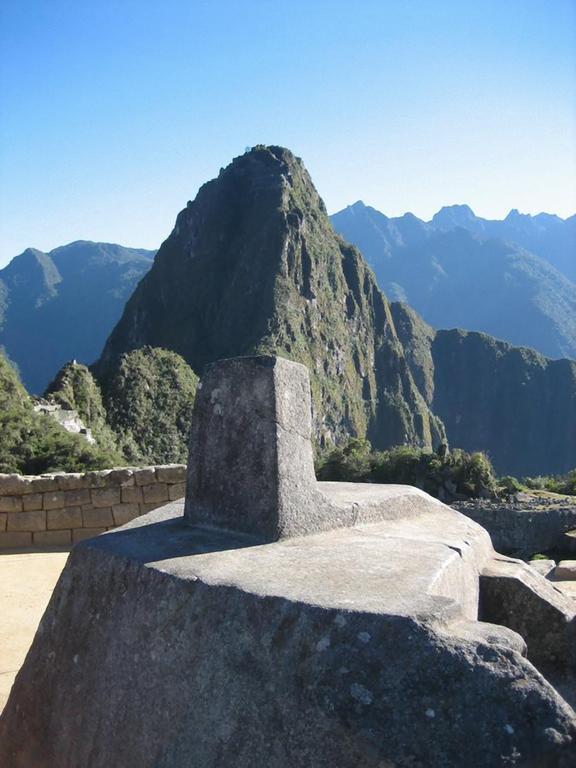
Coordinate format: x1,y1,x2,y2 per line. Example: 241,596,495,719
0,550,69,712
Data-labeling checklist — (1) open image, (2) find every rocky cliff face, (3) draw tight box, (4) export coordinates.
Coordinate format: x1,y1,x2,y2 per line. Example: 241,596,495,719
391,302,576,475
431,329,576,476
99,146,443,450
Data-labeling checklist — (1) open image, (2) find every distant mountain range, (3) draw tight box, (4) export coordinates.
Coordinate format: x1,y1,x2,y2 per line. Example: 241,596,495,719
2,157,575,476
0,241,155,393
331,202,576,360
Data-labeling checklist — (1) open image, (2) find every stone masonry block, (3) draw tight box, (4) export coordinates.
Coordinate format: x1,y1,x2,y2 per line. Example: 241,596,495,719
83,507,114,528
48,507,83,530
33,530,72,547
168,482,186,501
22,493,43,511
140,502,163,515
0,496,22,512
87,470,113,488
55,473,87,491
0,531,32,549
184,356,321,539
134,468,157,486
107,469,135,487
121,486,143,504
72,527,107,543
29,476,61,493
43,491,65,510
112,504,141,526
7,510,46,532
142,484,169,504
91,488,121,508
0,474,31,495
156,465,186,483
0,513,6,531
63,489,91,506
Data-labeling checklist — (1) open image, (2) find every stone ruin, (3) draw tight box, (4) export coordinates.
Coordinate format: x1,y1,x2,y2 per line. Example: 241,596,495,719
1,355,576,767
33,399,95,443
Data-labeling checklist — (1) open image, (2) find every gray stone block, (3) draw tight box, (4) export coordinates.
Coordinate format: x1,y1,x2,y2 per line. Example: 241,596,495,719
0,531,32,549
134,468,157,486
86,470,114,488
33,530,71,547
168,482,186,501
481,557,576,674
29,476,60,493
142,483,168,504
106,468,135,487
82,507,114,528
0,496,22,513
43,491,65,510
530,558,557,578
91,488,121,508
63,488,91,506
2,503,575,767
112,503,140,526
6,510,46,532
184,356,335,540
47,507,83,530
121,486,143,504
555,561,576,580
0,474,31,495
156,464,186,483
72,527,107,543
22,493,43,511
55,473,88,491
2,356,576,767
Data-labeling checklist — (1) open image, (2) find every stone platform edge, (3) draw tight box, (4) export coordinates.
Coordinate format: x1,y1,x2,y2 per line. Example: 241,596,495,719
0,465,186,549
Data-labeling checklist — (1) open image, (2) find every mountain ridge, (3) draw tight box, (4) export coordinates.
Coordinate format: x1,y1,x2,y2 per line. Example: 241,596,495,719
332,201,576,360
0,241,155,393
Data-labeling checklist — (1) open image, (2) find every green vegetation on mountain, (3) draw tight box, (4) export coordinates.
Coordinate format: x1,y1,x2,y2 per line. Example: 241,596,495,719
0,241,154,394
98,145,443,451
316,438,497,500
44,361,119,453
523,471,576,496
100,347,198,464
431,329,576,476
389,300,576,476
0,351,120,474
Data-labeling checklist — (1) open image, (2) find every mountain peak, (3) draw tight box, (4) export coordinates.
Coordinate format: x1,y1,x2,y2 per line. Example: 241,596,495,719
223,144,304,181
431,204,477,228
99,147,442,451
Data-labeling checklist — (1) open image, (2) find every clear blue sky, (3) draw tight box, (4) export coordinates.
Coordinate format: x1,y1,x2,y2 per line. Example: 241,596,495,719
1,0,575,265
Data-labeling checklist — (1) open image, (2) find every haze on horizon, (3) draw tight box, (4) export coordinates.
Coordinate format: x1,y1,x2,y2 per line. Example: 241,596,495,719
0,0,574,267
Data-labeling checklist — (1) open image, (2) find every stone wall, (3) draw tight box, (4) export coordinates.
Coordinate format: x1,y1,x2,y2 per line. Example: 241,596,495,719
453,498,576,557
0,465,186,550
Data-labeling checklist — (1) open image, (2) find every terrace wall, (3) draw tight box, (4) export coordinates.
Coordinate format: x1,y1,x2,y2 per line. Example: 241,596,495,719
0,465,186,549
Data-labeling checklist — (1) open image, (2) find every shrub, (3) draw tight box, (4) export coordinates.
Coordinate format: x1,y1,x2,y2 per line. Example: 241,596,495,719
498,475,524,494
102,347,198,464
315,438,372,483
522,472,576,496
316,440,497,499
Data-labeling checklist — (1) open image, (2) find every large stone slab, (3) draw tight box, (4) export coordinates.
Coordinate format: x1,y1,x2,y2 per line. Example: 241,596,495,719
1,356,575,767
